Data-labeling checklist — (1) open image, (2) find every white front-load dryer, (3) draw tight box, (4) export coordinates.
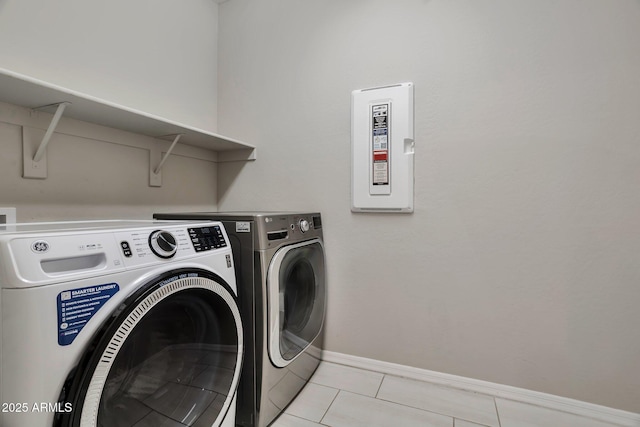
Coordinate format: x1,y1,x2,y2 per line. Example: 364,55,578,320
0,220,243,427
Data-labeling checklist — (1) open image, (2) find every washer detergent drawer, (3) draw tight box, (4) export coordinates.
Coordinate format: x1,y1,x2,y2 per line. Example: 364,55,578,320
40,253,107,274
6,234,123,286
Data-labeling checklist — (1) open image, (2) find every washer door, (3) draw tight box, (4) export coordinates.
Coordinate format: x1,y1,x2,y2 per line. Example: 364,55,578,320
268,239,326,368
56,269,242,427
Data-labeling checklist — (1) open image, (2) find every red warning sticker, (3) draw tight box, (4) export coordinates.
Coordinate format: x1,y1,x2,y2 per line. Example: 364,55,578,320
373,151,388,162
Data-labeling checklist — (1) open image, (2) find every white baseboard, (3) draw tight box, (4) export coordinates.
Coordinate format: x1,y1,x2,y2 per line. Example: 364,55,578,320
322,350,640,427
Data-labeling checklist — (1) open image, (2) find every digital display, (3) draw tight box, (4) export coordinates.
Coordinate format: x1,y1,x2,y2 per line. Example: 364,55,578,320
188,226,227,252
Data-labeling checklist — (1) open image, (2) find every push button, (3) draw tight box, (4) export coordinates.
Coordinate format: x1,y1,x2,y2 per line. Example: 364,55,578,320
120,241,132,257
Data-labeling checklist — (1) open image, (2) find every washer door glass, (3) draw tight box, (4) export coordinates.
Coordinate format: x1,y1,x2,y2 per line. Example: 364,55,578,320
57,271,242,427
268,240,325,367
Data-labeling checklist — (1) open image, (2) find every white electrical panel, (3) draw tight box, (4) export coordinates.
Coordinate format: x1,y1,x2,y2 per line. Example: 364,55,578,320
351,83,414,213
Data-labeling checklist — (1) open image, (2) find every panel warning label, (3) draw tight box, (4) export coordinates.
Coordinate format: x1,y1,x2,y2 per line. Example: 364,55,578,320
372,103,389,186
57,283,119,346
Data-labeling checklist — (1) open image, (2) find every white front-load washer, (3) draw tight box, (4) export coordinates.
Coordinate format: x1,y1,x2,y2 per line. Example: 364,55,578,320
0,220,243,427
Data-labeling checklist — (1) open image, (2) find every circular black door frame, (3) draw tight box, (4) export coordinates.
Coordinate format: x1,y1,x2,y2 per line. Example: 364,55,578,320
54,268,242,427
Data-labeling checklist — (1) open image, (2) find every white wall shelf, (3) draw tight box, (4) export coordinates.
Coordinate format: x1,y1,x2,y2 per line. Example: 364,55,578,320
0,67,256,184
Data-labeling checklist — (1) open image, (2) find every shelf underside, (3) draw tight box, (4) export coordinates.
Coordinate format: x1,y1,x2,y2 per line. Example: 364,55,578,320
0,68,255,154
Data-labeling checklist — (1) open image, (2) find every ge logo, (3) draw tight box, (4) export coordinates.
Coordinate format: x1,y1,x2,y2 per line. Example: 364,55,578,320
31,240,50,253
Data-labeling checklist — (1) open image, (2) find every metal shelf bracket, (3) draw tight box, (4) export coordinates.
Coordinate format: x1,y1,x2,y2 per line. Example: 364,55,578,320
22,101,71,179
150,134,183,187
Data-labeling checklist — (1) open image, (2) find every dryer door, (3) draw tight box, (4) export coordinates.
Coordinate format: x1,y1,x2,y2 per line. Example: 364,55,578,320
56,269,242,427
268,239,326,368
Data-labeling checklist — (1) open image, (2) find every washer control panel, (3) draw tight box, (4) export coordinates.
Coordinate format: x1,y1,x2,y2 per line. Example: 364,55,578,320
188,226,227,252
117,228,192,263
117,225,227,262
2,220,233,286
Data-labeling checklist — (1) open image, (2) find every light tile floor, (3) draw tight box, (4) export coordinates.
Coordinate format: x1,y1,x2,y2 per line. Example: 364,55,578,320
270,361,626,427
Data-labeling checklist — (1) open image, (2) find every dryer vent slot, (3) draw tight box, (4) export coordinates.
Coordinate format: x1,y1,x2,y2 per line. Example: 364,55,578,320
267,230,288,241
41,253,107,275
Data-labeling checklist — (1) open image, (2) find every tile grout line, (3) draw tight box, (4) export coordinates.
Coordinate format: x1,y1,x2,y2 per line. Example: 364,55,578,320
372,377,493,426
317,387,342,425
310,363,386,399
310,383,384,399
373,392,470,425
316,362,500,427
285,413,330,427
494,397,502,427
374,373,386,398
382,371,503,403
372,373,461,423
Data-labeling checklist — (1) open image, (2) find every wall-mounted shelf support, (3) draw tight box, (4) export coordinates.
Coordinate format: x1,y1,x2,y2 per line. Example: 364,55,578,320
149,134,183,187
33,102,71,162
154,133,182,175
22,101,71,179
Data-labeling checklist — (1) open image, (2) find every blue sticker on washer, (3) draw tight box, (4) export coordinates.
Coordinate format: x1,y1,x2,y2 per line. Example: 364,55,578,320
57,283,119,346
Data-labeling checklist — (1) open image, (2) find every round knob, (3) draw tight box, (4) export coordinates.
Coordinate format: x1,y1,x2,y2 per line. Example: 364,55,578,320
149,230,177,258
299,219,310,233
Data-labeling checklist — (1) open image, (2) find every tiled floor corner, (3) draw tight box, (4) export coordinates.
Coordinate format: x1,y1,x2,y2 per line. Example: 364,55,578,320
270,361,628,427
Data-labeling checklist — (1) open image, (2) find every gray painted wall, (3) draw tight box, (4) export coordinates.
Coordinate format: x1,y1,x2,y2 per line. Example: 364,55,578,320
0,1,220,221
0,0,219,132
217,0,640,412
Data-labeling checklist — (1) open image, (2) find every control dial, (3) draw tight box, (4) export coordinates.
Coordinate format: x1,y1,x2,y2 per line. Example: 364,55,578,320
299,219,310,233
149,230,177,258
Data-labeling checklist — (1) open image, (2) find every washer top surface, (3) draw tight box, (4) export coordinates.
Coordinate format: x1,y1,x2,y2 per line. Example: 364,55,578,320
0,219,199,235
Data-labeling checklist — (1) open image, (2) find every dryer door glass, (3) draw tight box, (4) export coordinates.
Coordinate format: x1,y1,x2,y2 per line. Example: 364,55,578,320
60,271,242,427
268,240,325,367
